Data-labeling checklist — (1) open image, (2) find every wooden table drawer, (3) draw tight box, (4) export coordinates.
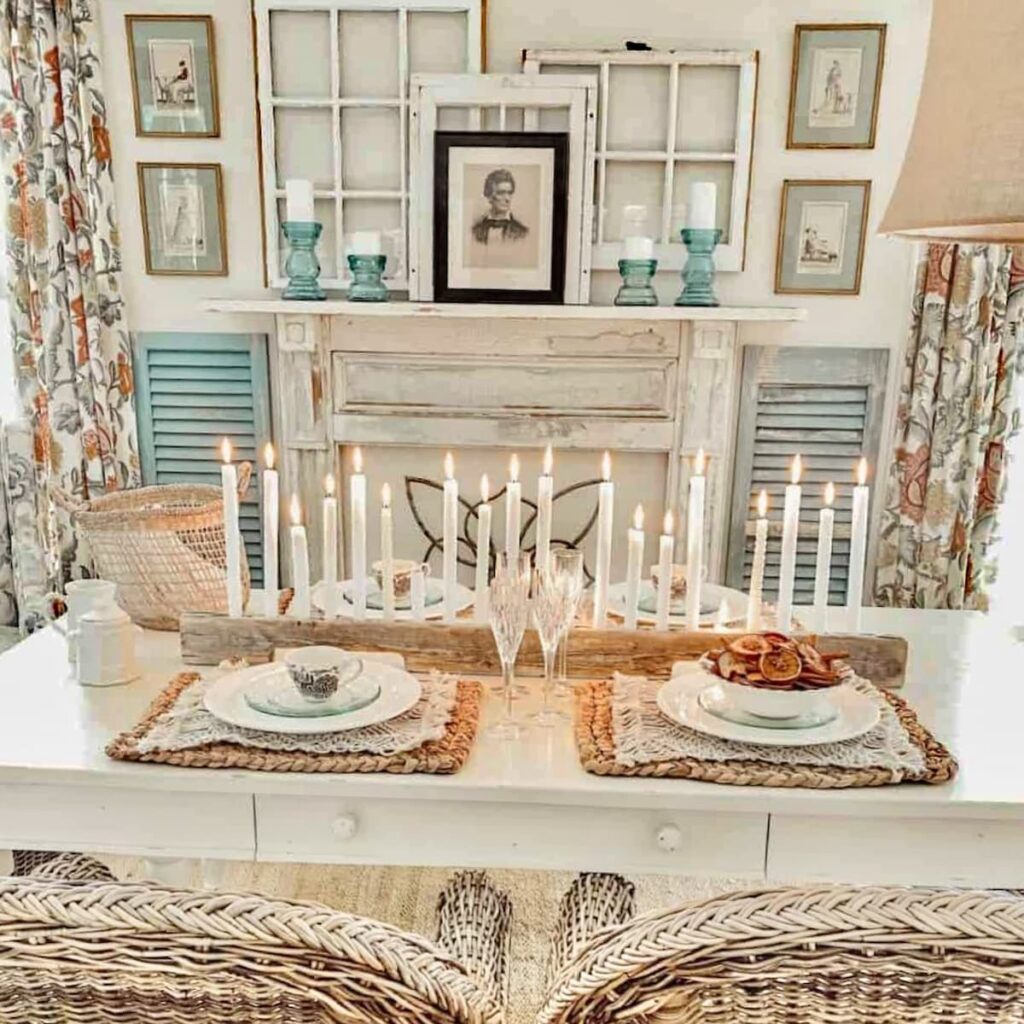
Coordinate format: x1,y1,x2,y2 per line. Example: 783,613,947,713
0,784,255,860
768,814,1024,887
256,795,768,876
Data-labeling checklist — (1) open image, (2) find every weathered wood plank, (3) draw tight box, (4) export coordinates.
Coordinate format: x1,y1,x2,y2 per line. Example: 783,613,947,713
180,613,909,687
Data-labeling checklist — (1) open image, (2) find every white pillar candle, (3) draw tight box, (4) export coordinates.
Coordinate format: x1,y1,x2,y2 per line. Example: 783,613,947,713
505,453,521,563
685,448,706,630
746,489,769,631
623,236,654,260
813,482,836,634
219,438,243,618
442,452,458,624
380,483,395,622
262,443,279,618
289,494,311,619
777,454,802,633
536,444,554,575
687,181,717,231
411,564,426,620
350,446,367,621
592,451,614,627
351,230,382,255
322,474,339,619
847,458,870,634
474,473,492,623
655,511,675,632
624,504,645,631
285,178,315,223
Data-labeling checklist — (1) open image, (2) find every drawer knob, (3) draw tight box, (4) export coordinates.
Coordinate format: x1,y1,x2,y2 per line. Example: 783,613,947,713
656,824,683,852
332,813,359,840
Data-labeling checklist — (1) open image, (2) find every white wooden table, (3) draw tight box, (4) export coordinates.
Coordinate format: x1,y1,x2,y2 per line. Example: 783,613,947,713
1,609,1022,887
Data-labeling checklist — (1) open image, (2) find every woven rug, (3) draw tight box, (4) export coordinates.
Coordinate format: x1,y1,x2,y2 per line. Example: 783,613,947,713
574,679,956,788
108,672,482,774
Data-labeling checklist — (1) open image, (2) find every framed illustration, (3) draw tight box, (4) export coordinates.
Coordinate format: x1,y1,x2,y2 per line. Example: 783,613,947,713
433,132,568,303
775,179,870,295
787,23,886,149
138,163,228,276
126,15,219,138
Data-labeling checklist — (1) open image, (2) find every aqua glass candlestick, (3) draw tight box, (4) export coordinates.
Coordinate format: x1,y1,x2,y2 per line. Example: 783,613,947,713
675,227,722,307
347,253,389,302
614,258,659,306
282,221,326,300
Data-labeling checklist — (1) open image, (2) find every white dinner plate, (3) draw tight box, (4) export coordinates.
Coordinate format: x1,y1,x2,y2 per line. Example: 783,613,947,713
606,580,750,627
655,671,880,747
312,579,474,621
204,660,422,734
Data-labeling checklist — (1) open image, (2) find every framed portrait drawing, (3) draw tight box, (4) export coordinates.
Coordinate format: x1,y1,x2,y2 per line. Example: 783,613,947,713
787,23,885,149
775,179,870,296
433,132,569,303
138,163,228,276
126,15,219,138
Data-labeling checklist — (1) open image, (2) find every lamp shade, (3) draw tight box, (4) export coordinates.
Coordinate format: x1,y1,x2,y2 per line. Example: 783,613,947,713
880,0,1024,242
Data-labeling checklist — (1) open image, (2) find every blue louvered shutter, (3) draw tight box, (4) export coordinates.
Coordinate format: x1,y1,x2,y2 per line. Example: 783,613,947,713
134,333,272,586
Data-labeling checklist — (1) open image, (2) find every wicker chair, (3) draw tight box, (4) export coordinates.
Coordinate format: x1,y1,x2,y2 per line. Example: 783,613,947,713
541,879,1024,1024
0,857,507,1024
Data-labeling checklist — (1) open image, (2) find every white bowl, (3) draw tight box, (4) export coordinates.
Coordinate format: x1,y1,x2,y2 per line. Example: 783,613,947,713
709,670,843,720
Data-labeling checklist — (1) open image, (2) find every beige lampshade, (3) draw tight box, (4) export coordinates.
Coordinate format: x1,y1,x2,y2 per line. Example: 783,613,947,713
880,0,1024,242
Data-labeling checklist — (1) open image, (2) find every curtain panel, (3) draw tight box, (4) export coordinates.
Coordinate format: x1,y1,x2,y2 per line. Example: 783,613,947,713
874,243,1024,610
0,0,138,607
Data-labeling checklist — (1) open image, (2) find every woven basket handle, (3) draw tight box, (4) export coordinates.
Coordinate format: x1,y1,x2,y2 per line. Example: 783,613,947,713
236,461,253,499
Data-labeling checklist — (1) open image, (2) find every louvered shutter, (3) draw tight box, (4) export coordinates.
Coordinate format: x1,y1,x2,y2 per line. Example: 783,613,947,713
725,347,889,606
134,333,272,586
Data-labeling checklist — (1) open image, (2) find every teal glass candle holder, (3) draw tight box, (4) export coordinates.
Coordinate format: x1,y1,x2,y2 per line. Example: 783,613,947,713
282,221,326,301
614,258,659,306
675,227,722,307
347,253,389,302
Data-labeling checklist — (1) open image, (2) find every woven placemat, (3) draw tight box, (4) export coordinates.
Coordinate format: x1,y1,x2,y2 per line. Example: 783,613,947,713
107,673,482,774
574,681,957,788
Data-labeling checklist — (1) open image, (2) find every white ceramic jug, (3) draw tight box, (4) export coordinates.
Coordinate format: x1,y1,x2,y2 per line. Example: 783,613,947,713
58,579,118,664
75,603,141,687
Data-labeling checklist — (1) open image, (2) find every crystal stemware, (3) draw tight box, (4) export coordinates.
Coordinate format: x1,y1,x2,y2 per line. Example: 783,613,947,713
529,565,573,726
488,552,532,696
553,549,585,693
487,562,531,741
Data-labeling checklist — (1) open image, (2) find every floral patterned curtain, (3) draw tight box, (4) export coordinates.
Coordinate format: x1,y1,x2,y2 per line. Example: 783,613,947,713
0,0,138,607
874,243,1024,610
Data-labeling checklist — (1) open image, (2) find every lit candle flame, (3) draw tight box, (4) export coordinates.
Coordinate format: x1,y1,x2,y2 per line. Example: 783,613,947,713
694,447,706,476
220,437,232,464
480,473,490,503
353,446,363,474
289,494,302,526
381,482,391,508
263,442,275,470
509,453,520,483
633,504,644,531
824,481,835,506
856,457,868,487
601,451,612,482
325,473,336,497
444,451,455,480
791,453,802,485
663,510,674,536
757,489,768,518
542,443,553,476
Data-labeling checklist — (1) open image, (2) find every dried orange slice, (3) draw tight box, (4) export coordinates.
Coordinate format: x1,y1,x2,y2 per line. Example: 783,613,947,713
728,634,773,657
759,648,802,683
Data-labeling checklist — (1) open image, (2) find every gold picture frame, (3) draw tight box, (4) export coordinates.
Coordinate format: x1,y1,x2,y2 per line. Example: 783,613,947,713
786,23,886,150
127,14,220,138
775,179,870,296
138,162,228,277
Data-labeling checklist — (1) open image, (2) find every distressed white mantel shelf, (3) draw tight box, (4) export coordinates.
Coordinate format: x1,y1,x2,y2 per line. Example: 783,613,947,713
201,297,808,322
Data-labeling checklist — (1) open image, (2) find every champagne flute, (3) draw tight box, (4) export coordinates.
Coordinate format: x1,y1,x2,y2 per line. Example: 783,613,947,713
529,566,572,726
553,549,584,692
487,558,531,740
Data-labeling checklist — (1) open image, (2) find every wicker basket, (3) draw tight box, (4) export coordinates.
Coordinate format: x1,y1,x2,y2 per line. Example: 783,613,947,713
54,465,253,631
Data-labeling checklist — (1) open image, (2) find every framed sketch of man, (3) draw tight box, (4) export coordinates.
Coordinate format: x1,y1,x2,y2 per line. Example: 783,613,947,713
433,132,569,303
775,180,870,295
787,24,885,149
127,15,219,138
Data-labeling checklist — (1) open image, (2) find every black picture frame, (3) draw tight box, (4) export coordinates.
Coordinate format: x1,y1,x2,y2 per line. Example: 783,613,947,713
433,131,569,304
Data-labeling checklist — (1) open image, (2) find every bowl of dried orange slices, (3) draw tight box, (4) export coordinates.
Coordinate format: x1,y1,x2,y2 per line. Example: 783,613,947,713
699,632,852,720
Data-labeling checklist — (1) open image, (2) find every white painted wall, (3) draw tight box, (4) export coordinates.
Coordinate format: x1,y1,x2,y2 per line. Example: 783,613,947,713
97,0,932,349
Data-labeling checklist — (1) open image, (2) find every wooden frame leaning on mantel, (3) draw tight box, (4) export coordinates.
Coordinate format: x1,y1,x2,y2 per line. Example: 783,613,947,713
522,48,759,274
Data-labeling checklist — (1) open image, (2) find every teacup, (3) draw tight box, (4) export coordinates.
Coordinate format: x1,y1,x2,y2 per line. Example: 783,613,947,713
284,646,363,703
371,559,430,598
649,563,703,601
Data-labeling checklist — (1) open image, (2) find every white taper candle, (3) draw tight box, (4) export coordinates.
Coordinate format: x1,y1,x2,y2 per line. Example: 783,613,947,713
536,444,554,574
322,474,338,619
474,474,492,623
220,438,243,618
262,443,279,618
350,446,367,621
289,494,310,619
380,483,395,622
746,489,768,631
655,511,674,632
685,449,706,630
442,452,458,623
592,452,615,626
813,482,836,633
624,504,645,631
505,453,521,564
847,458,870,633
777,454,802,632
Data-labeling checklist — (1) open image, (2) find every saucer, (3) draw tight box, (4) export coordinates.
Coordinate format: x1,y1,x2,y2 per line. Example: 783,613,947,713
606,580,749,626
244,672,382,719
311,580,474,621
698,683,839,730
365,579,444,611
637,585,718,616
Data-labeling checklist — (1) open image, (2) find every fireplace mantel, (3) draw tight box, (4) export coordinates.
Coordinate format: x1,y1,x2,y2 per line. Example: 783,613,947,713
203,298,807,586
